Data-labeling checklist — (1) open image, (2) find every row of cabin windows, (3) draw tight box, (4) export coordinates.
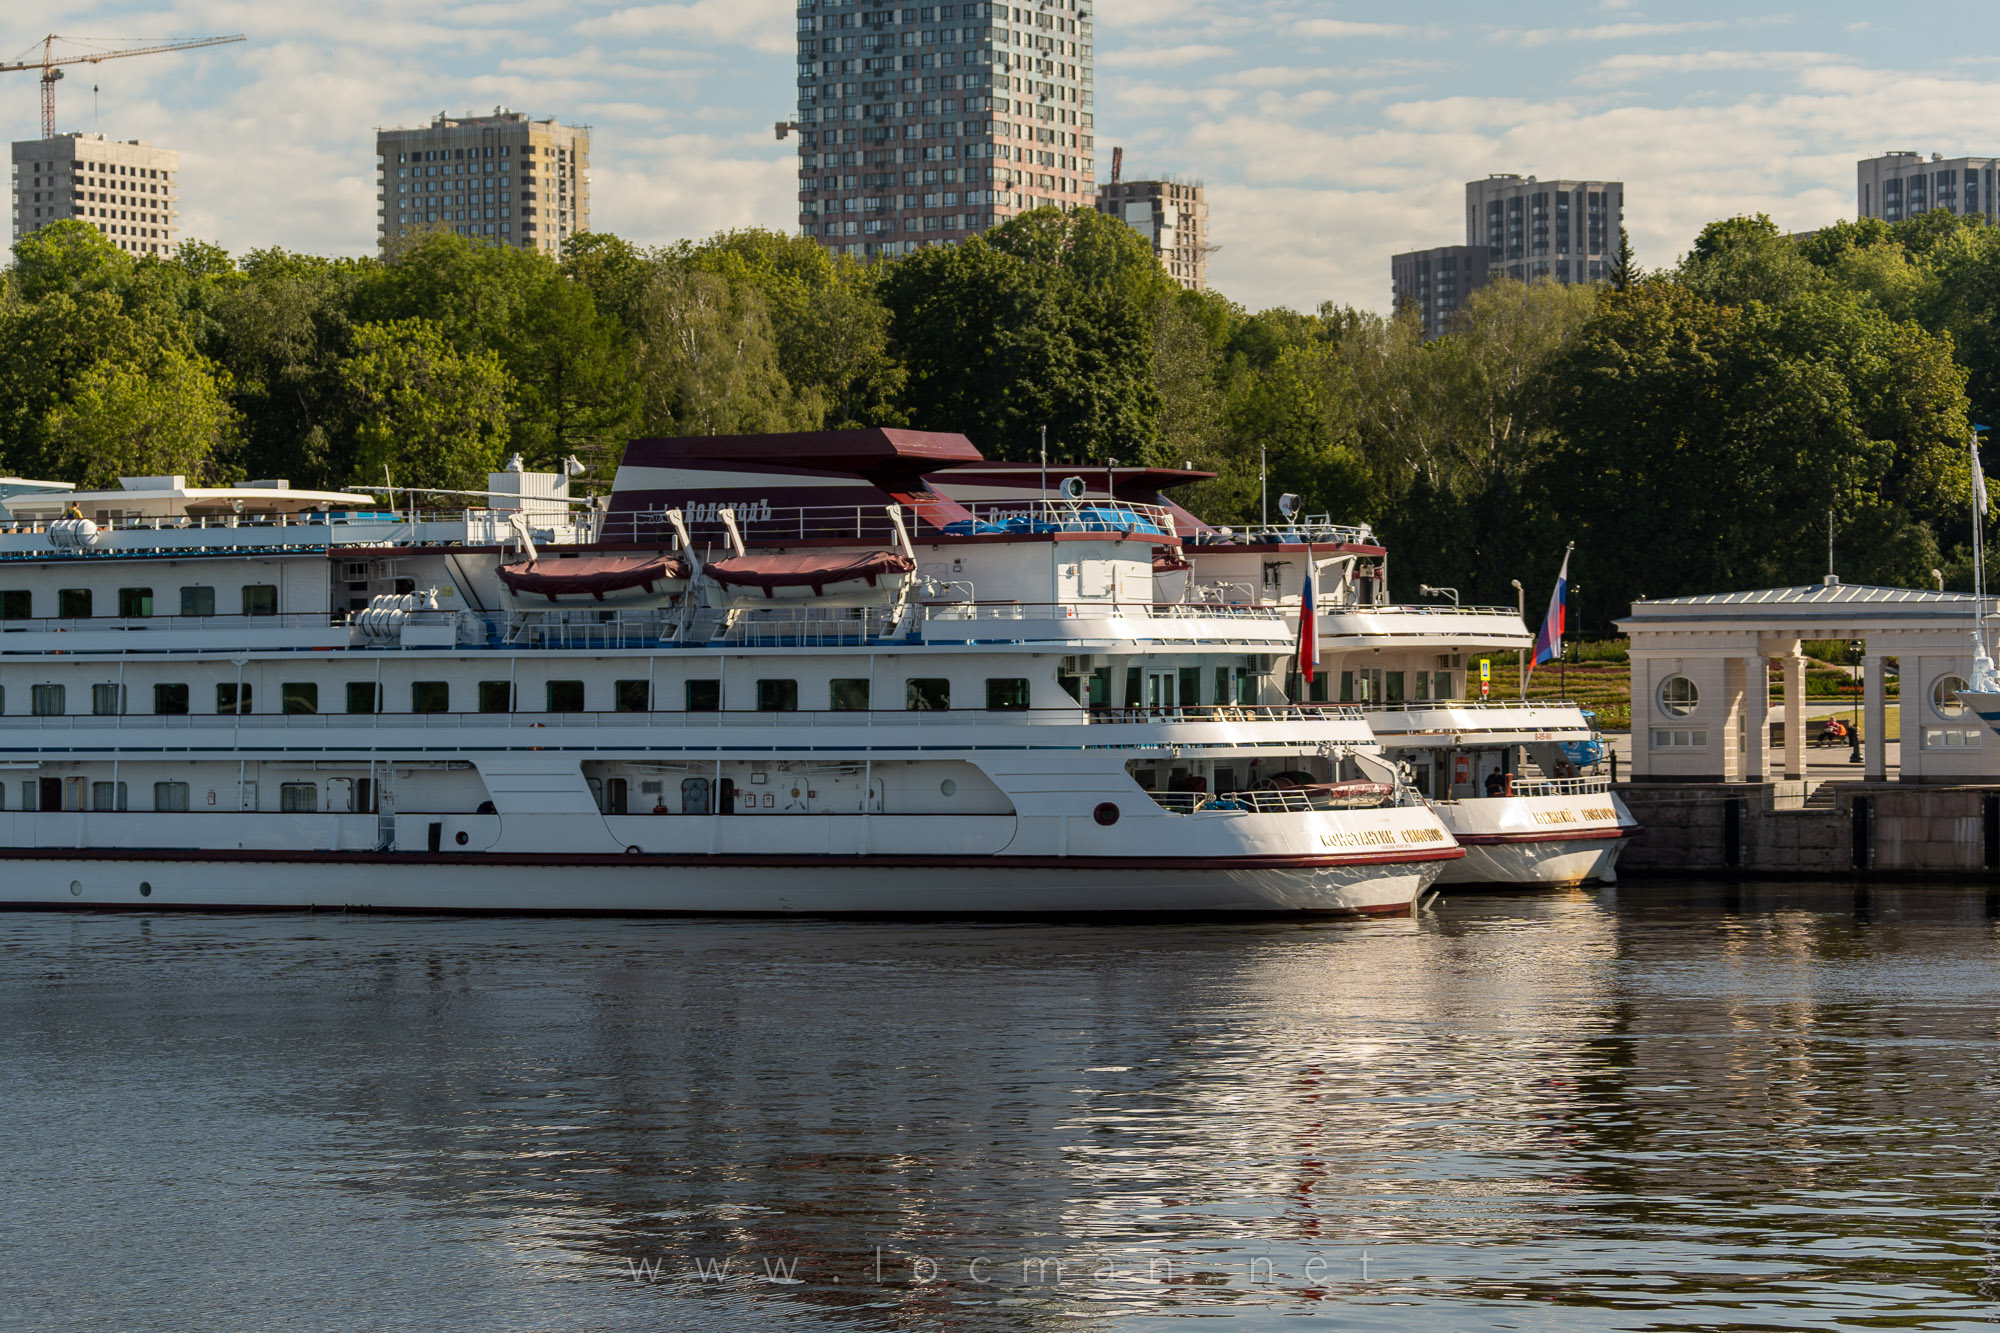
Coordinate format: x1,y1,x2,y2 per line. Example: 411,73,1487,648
1,677,1032,716
7,778,376,814
0,586,276,620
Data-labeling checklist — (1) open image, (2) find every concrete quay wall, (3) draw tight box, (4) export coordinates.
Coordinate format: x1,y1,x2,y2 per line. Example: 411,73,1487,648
1616,782,1998,877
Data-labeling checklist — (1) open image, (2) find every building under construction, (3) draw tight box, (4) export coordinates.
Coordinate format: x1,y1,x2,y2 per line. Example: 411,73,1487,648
11,131,178,256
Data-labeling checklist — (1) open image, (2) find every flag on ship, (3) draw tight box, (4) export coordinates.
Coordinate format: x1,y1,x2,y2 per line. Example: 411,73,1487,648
1529,545,1573,679
1297,552,1321,684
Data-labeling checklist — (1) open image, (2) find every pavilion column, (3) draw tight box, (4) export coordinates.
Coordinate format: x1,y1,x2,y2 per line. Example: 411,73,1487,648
1783,654,1806,780
1743,656,1767,783
1864,653,1887,780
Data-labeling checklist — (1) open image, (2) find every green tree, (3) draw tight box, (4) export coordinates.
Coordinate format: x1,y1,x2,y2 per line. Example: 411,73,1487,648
878,208,1169,462
630,267,809,437
39,347,236,487
341,318,513,490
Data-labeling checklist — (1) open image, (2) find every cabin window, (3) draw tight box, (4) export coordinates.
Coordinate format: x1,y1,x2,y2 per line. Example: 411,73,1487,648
180,586,215,616
154,781,190,812
118,588,153,618
154,683,189,715
282,683,318,715
615,680,650,713
757,679,799,712
907,678,950,711
830,678,871,711
58,589,92,619
411,681,450,713
280,782,318,813
346,682,378,714
686,680,720,712
985,678,1030,710
478,681,513,713
91,684,126,716
217,682,252,714
0,590,29,619
91,781,129,812
31,684,65,716
242,585,278,616
546,680,585,713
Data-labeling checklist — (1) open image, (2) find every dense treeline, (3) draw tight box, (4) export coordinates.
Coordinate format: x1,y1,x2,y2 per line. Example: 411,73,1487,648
1,208,1991,632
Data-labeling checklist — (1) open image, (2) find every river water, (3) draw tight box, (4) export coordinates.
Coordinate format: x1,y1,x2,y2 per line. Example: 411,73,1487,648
3,882,1998,1331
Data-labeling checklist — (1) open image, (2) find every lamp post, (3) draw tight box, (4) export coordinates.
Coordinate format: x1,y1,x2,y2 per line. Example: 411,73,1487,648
1849,638,1864,765
1510,579,1525,699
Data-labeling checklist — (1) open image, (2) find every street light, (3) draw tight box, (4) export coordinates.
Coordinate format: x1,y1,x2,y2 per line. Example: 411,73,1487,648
1848,638,1864,765
1510,579,1525,699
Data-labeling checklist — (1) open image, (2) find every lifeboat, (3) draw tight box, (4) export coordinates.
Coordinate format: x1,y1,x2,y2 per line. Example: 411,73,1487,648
702,550,916,609
497,554,689,609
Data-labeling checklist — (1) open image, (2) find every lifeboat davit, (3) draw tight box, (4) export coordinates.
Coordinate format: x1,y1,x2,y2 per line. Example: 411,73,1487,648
702,550,916,609
498,554,689,609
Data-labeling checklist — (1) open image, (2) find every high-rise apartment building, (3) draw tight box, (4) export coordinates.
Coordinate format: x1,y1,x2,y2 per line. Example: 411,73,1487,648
11,132,178,256
1096,177,1208,290
377,110,589,255
793,0,1096,259
1857,151,2000,224
1390,245,1490,339
1465,174,1623,284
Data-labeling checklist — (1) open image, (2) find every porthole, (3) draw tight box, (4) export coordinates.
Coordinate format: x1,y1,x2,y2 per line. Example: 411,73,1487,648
1932,674,1970,720
940,779,957,796
1657,675,1700,718
139,881,152,897
1094,802,1120,826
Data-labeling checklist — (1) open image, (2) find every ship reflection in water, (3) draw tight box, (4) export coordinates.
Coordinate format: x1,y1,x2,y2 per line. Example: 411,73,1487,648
4,883,1998,1331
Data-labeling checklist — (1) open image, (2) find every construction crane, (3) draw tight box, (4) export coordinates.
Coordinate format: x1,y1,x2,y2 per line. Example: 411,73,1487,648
1,34,246,140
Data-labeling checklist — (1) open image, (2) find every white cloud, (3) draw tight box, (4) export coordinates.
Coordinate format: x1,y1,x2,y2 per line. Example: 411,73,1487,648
1099,44,1234,70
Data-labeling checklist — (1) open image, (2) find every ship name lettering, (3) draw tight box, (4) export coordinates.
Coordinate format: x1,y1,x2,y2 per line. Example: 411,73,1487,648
1318,830,1397,848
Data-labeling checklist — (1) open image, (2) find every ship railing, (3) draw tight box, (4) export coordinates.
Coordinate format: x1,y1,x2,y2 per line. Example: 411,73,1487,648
0,703,1369,732
1506,776,1613,798
1191,520,1374,546
958,499,1179,537
1143,787,1381,815
595,499,1180,546
1359,699,1588,715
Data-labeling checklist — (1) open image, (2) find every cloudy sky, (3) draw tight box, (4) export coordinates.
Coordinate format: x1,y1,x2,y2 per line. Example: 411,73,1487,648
7,2,1999,311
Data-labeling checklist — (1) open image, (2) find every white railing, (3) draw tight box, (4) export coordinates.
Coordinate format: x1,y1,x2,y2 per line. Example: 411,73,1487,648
1506,776,1613,798
0,703,1368,734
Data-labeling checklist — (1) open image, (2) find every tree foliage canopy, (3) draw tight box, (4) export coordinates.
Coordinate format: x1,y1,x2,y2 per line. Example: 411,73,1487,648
2,207,1993,631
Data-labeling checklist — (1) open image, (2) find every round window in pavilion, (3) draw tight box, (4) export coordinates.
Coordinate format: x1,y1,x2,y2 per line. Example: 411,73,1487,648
1658,675,1700,718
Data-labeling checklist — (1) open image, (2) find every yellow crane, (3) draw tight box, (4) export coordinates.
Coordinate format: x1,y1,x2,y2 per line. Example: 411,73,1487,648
1,34,246,140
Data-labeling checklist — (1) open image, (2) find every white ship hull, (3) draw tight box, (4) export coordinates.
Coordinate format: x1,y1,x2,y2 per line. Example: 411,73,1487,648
1,848,1449,916
1427,792,1639,889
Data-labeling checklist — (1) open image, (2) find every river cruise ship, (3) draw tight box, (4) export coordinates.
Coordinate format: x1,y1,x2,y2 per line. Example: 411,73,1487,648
0,430,1461,915
931,468,1638,887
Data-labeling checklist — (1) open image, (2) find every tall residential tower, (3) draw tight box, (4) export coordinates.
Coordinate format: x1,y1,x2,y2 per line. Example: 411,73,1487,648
1857,151,2000,224
11,132,179,256
377,110,589,254
794,0,1096,259
1465,174,1624,285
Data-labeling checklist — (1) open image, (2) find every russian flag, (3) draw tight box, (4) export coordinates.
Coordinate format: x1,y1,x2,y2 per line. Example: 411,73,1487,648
1297,555,1321,684
1529,546,1572,678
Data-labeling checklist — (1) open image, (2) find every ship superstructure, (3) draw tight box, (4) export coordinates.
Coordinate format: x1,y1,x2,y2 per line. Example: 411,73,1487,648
0,432,1461,914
